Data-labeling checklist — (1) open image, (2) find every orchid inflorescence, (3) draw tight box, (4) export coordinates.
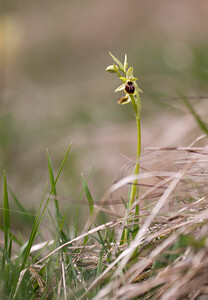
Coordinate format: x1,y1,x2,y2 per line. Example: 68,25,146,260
106,52,143,106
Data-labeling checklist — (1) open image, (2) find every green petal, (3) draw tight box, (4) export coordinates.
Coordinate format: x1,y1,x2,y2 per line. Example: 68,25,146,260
119,77,128,83
114,83,125,93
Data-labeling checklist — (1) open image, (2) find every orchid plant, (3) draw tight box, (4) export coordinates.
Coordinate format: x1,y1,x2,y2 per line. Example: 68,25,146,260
106,52,143,217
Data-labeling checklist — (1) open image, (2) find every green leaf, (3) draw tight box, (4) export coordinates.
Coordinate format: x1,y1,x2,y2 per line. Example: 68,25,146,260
109,52,124,70
81,174,94,216
105,65,116,73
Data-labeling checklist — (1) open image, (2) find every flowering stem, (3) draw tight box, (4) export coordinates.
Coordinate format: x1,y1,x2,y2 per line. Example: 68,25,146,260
129,93,141,213
106,53,143,238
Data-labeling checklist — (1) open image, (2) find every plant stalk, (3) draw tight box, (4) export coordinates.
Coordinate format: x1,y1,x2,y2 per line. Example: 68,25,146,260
129,92,141,213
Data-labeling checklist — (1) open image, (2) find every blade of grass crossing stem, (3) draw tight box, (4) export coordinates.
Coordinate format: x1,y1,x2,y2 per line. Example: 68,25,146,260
81,174,94,216
3,170,10,269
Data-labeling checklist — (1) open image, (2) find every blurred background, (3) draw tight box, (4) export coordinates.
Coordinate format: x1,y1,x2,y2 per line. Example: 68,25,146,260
1,0,208,229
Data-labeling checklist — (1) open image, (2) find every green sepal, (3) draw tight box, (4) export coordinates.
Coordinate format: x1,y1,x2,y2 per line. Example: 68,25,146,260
126,67,133,79
135,82,143,94
115,83,125,93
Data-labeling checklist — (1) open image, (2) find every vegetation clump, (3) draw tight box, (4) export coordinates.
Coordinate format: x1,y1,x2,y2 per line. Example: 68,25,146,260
1,54,208,300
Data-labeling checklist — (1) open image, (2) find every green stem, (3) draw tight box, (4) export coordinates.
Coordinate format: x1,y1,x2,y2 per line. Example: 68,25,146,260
123,93,141,242
129,93,141,211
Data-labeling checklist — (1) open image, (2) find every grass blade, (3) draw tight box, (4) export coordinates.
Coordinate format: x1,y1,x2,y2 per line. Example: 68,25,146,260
0,245,15,269
3,170,10,268
9,187,34,225
75,165,94,237
46,146,72,241
185,98,208,134
22,144,72,268
47,149,61,227
21,182,48,269
177,90,208,135
81,174,94,216
0,225,22,246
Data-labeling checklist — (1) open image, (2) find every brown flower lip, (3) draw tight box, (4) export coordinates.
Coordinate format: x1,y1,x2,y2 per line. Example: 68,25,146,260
125,81,135,94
